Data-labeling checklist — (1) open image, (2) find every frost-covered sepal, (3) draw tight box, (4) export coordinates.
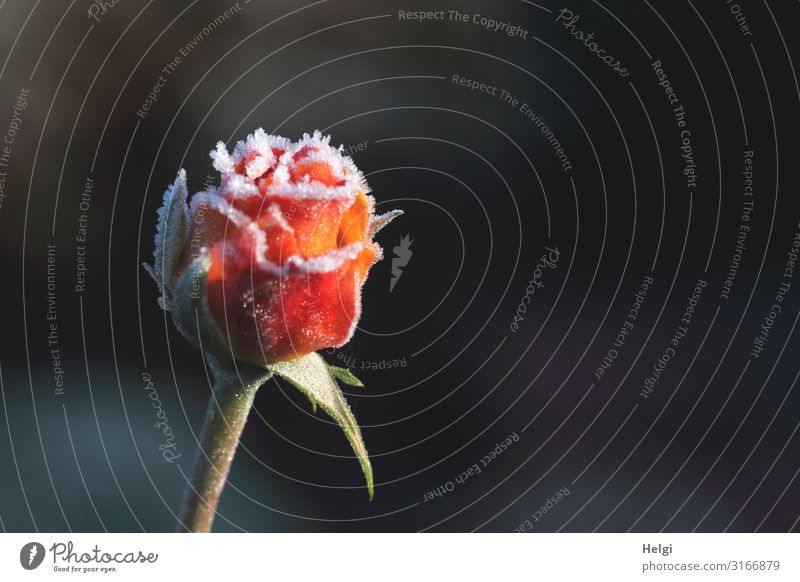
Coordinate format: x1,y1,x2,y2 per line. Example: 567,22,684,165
169,254,231,361
329,366,365,387
368,209,403,238
269,353,374,499
146,170,190,309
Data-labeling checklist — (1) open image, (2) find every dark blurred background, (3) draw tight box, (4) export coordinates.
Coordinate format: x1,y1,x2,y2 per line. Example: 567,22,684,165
0,0,799,532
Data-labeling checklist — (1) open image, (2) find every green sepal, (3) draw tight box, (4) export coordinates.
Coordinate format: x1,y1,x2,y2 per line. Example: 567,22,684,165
269,352,374,499
145,170,190,308
169,254,232,362
328,366,365,387
368,209,403,239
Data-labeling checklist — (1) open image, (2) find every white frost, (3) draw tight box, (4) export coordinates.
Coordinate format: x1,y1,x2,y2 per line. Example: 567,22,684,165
210,141,235,173
253,242,366,276
208,128,370,200
190,189,251,229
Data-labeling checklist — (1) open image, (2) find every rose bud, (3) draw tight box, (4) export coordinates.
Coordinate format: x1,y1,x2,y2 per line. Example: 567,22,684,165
147,131,400,518
148,130,401,365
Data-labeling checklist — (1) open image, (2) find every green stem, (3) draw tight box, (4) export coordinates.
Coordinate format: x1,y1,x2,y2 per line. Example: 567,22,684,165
177,357,271,533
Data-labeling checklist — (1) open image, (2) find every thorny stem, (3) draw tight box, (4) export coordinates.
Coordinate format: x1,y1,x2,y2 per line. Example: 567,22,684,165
177,357,271,533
